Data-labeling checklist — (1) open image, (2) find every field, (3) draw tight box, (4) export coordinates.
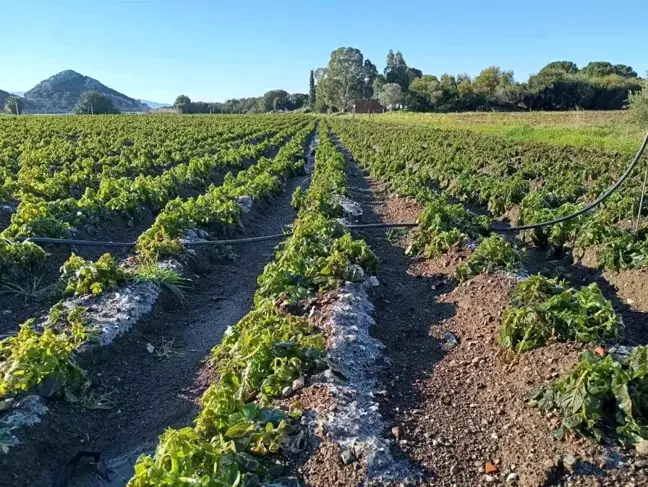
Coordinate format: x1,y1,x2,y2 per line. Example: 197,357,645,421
0,112,647,486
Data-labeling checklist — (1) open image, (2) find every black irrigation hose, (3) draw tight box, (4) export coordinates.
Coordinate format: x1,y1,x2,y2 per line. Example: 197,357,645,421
8,132,648,247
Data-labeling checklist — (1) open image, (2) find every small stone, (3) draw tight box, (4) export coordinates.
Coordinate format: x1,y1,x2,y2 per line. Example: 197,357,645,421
507,472,519,483
485,462,498,474
146,343,155,353
635,459,648,469
484,475,496,483
472,356,481,364
340,450,355,465
292,376,305,390
281,386,293,397
2,310,11,315
442,332,459,351
637,440,648,456
450,464,459,475
392,426,400,439
563,455,578,472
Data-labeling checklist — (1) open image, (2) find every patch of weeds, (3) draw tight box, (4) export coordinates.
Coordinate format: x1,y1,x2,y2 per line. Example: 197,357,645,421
155,338,184,360
135,262,190,302
0,275,60,301
70,386,117,410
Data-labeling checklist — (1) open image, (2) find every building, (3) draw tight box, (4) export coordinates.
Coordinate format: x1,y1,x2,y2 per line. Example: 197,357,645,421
351,99,384,114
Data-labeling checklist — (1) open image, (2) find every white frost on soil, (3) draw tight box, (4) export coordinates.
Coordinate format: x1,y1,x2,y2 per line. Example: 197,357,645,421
0,396,47,453
309,278,419,485
72,281,161,347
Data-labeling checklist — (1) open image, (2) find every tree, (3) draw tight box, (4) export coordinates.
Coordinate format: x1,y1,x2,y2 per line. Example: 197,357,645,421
384,50,421,90
308,70,316,108
173,95,193,113
288,93,308,110
3,95,25,115
408,75,442,111
581,62,637,78
315,47,375,111
376,83,403,109
362,59,379,98
262,89,290,112
74,91,120,115
539,61,579,75
474,66,514,95
627,86,648,125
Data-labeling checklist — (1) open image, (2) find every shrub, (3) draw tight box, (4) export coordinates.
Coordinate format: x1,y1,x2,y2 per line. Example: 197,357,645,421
627,86,648,126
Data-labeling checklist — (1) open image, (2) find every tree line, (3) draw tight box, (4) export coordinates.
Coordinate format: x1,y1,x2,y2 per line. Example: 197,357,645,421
172,90,308,114
311,47,646,113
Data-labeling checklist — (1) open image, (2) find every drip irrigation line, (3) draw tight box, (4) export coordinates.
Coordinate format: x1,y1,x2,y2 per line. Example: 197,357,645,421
8,132,648,248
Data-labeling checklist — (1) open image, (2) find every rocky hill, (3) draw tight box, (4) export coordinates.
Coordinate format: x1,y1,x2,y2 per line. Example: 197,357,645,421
24,70,149,113
0,89,35,113
0,89,12,108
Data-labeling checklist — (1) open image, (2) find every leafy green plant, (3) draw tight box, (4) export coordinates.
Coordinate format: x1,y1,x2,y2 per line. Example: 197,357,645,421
456,234,523,281
499,275,622,355
60,252,129,296
529,347,648,446
0,310,88,399
407,198,490,258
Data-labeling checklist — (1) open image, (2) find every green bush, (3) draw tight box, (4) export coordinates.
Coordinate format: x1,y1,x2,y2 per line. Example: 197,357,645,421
627,86,648,126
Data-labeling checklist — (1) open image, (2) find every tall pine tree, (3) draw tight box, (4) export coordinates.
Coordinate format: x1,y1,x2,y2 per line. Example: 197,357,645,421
308,70,316,108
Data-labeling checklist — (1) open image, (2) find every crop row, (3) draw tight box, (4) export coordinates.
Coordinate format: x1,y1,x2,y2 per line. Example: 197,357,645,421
0,121,315,404
0,115,305,202
332,120,648,452
0,119,310,279
331,119,648,271
127,123,377,485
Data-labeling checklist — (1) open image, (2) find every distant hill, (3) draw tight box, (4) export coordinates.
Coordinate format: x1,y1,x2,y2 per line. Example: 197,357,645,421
139,99,171,110
0,89,12,108
24,70,149,114
0,90,35,113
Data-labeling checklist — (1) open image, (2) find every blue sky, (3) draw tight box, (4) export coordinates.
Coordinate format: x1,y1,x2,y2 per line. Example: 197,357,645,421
1,0,646,103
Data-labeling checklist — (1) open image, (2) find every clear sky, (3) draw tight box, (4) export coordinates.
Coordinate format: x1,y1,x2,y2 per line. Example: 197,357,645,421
1,0,646,103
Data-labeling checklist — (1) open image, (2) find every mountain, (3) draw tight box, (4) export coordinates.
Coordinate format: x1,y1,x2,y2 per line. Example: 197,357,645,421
10,91,25,97
0,90,35,112
0,89,12,108
24,70,149,113
139,99,171,110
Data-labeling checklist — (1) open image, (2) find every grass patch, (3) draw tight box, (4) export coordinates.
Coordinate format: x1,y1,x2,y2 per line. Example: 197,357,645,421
360,111,645,153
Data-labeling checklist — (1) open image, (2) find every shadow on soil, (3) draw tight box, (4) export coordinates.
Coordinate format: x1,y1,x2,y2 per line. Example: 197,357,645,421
343,149,458,481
